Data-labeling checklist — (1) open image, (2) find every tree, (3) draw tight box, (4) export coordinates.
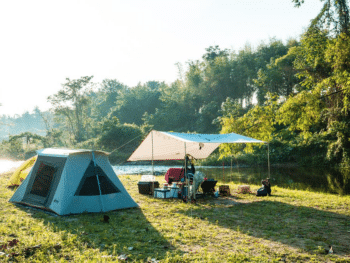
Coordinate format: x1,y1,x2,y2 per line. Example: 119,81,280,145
98,117,143,153
202,45,229,62
110,81,163,125
292,0,349,35
254,39,299,104
219,94,280,157
142,79,203,132
9,132,46,146
92,79,127,119
48,76,94,143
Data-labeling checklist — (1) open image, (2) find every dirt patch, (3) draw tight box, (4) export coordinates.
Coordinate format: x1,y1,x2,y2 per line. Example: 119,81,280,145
211,197,239,206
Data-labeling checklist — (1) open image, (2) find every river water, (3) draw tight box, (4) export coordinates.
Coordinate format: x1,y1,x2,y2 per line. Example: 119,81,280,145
1,160,349,195
112,164,350,195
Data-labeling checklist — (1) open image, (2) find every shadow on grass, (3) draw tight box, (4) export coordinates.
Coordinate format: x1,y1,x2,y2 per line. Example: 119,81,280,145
176,199,350,255
15,205,176,262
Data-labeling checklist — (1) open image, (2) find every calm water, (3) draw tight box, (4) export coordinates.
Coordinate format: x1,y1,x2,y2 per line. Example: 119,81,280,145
1,160,349,195
113,165,350,195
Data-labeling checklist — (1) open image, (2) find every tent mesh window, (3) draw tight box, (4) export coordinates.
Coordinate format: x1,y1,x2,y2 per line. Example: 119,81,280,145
76,161,120,196
30,162,56,197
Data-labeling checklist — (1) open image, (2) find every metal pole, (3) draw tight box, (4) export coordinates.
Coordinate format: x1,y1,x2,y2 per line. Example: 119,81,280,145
231,158,233,183
267,143,270,178
223,161,225,182
184,142,188,200
184,142,187,180
151,130,154,175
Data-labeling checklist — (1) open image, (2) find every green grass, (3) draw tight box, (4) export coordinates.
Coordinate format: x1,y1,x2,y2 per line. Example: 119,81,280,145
1,171,350,262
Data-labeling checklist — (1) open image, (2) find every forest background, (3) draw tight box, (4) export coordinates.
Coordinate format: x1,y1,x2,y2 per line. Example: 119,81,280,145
1,0,350,168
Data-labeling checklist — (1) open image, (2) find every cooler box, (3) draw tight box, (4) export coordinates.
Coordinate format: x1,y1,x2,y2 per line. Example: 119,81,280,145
154,186,180,198
169,186,180,198
165,168,184,183
154,188,171,198
137,181,159,195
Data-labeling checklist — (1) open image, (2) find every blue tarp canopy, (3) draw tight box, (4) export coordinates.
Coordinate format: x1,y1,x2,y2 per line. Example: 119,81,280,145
128,130,265,161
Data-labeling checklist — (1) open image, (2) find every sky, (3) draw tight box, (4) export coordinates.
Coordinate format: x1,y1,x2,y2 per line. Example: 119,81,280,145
0,0,325,117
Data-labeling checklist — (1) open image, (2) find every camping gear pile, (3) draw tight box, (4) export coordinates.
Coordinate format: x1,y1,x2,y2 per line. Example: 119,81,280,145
9,148,138,215
129,130,266,202
256,179,271,196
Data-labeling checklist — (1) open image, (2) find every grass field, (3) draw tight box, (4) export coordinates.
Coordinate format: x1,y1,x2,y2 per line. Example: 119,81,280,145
1,170,350,262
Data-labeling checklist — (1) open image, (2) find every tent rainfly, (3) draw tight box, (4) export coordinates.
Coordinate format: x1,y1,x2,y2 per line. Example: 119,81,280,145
10,148,138,215
128,130,266,161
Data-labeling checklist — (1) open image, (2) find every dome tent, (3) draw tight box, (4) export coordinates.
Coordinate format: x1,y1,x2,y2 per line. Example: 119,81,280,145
9,148,138,215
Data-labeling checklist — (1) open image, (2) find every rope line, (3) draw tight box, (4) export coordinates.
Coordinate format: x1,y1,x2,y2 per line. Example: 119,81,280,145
109,128,153,154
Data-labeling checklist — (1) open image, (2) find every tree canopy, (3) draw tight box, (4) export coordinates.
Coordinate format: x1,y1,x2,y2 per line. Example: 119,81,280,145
1,1,350,166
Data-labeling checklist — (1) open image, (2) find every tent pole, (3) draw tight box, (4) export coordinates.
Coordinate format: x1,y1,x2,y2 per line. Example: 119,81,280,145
231,157,233,183
151,130,154,175
184,142,187,179
267,142,270,179
92,151,105,212
184,142,188,200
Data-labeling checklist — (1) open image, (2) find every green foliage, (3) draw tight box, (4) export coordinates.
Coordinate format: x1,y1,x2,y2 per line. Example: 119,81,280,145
143,80,200,132
277,90,323,137
1,1,349,167
292,0,349,35
110,81,163,126
92,79,127,119
254,39,300,104
98,118,143,153
221,94,279,140
293,27,331,89
48,76,94,143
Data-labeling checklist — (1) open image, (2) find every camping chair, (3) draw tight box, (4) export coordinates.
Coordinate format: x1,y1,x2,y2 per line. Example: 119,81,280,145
165,168,184,184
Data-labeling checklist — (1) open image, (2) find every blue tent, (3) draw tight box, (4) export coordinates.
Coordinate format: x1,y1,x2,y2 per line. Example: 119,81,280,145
10,148,138,215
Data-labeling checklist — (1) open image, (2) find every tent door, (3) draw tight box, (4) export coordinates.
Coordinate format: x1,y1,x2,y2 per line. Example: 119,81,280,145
22,157,66,207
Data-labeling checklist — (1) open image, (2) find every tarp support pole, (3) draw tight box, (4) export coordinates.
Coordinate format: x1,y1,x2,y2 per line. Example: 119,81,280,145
184,142,188,197
267,143,270,179
92,151,105,212
151,130,154,175
184,142,187,180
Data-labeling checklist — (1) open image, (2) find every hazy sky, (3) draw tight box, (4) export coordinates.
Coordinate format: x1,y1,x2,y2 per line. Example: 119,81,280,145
0,0,324,116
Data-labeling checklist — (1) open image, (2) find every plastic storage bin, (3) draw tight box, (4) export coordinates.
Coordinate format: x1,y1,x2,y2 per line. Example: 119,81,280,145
137,181,159,195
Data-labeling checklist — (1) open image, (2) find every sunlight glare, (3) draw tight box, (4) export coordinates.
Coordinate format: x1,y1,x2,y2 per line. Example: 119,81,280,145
0,159,24,174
